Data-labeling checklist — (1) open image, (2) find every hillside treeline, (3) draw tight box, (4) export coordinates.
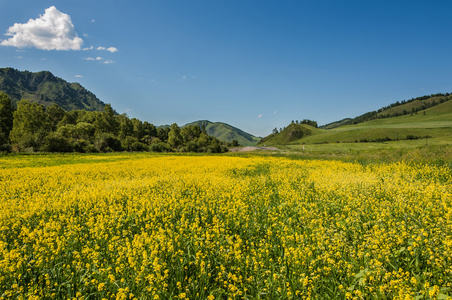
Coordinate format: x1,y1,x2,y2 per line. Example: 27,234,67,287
321,93,452,129
351,93,451,124
0,93,228,153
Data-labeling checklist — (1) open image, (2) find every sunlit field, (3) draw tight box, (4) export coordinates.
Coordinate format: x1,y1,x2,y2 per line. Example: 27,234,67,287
1,154,451,299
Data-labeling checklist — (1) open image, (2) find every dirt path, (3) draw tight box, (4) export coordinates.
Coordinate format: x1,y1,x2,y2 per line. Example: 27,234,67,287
228,146,279,152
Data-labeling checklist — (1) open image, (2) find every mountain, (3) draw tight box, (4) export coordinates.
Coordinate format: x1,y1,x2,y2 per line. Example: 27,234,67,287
0,67,105,111
184,120,260,146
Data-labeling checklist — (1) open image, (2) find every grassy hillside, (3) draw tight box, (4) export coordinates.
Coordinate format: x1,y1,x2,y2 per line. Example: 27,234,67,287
261,97,452,146
258,123,324,145
0,68,105,111
295,99,452,144
185,120,260,146
375,96,448,118
322,94,451,129
320,118,352,129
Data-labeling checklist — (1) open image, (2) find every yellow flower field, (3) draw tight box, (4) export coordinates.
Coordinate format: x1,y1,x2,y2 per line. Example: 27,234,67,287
0,154,451,299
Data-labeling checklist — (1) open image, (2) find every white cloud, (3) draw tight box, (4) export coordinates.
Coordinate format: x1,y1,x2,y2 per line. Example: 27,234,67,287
97,46,118,53
1,6,83,51
84,56,114,64
257,114,263,118
106,47,118,53
274,110,278,115
82,45,93,50
75,75,83,78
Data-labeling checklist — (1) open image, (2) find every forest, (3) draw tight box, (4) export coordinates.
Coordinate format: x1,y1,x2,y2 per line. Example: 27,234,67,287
0,92,229,153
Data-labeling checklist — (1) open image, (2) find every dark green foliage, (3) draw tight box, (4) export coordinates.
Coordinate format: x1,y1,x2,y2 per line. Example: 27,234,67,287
57,122,96,141
47,103,67,131
0,92,13,146
121,136,148,152
359,136,391,143
168,123,183,148
406,135,420,140
181,124,202,143
300,119,318,128
157,127,170,142
10,99,50,151
143,121,157,138
183,141,199,152
94,133,122,152
95,104,118,134
118,114,134,139
149,142,173,152
41,133,73,152
1,91,229,153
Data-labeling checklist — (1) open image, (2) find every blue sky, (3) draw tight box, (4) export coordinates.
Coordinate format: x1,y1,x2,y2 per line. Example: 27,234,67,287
1,1,451,136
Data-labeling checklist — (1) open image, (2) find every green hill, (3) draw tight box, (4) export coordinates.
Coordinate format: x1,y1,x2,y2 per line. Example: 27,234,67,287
258,123,324,145
375,96,448,118
295,99,452,145
261,95,452,146
320,118,352,129
321,93,452,129
0,68,105,111
185,120,260,146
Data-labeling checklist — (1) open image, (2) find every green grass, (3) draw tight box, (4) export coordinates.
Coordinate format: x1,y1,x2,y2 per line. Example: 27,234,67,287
0,152,228,169
264,142,452,167
0,152,153,169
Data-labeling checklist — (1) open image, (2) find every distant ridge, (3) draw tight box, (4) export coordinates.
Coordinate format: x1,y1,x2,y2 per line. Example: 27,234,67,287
185,120,260,146
0,67,105,111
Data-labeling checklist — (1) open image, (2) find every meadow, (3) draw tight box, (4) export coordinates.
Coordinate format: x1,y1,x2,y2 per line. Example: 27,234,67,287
0,152,451,299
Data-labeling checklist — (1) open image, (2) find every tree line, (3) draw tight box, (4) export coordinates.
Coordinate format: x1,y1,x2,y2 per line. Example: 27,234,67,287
351,93,451,124
271,119,318,134
0,92,228,153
